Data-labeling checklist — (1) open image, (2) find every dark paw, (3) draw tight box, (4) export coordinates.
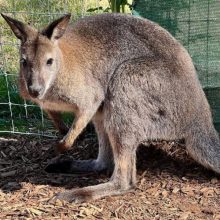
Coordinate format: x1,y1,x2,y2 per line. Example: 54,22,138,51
45,159,73,173
45,158,112,175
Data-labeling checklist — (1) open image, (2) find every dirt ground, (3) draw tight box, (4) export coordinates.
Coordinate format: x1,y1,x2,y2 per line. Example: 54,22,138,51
0,128,219,220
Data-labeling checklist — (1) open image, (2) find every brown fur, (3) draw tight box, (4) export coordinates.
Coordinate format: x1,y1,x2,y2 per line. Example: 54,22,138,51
45,110,68,135
2,13,220,203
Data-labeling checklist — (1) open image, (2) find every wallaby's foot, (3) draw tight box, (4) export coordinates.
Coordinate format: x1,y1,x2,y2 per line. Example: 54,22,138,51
45,158,113,174
53,181,134,203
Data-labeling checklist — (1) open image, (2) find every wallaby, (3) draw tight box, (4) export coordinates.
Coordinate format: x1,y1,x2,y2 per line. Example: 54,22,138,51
2,13,220,203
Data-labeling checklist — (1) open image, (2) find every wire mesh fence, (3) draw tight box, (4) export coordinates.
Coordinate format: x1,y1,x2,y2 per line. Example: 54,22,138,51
0,0,132,137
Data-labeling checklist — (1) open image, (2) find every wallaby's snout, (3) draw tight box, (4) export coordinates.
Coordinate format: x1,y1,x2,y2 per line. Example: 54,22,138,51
20,60,46,99
28,83,44,99
25,68,45,98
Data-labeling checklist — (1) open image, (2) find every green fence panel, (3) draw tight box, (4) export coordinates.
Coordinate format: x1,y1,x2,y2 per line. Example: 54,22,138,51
133,0,220,131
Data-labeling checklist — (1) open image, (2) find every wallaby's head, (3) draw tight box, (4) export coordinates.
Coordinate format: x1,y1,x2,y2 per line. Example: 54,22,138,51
1,14,71,99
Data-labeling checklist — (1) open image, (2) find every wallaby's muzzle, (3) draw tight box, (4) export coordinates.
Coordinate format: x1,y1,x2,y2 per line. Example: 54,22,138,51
28,84,44,99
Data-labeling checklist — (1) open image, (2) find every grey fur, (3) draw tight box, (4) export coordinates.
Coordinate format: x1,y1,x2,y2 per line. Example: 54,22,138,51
2,13,220,203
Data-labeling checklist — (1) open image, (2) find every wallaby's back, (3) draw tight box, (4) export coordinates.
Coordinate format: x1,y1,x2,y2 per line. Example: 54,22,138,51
59,14,195,87
59,13,210,130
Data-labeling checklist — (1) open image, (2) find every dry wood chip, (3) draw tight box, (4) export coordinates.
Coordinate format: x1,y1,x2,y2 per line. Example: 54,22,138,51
0,170,16,178
181,186,194,196
0,160,11,165
28,207,43,216
162,190,169,197
200,187,215,197
172,187,180,194
89,204,103,212
179,212,191,220
214,214,220,220
9,145,16,151
1,151,7,158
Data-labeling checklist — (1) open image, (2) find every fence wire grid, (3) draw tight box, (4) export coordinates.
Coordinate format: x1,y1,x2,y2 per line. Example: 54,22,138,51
0,0,220,137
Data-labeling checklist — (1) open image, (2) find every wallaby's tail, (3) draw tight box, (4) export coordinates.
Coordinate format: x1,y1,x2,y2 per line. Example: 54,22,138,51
185,124,220,174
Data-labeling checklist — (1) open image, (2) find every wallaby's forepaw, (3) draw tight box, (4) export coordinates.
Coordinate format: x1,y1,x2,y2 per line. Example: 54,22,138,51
56,140,72,153
45,158,73,173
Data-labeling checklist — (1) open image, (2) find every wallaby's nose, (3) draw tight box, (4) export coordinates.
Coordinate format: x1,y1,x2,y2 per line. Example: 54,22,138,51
28,85,42,98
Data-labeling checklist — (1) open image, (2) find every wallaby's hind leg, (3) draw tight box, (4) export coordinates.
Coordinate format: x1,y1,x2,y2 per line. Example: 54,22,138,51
46,110,69,135
54,129,137,203
45,110,114,174
185,125,220,174
92,110,114,173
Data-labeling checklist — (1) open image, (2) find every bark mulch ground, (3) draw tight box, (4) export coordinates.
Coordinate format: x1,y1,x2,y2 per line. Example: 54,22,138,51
0,128,219,219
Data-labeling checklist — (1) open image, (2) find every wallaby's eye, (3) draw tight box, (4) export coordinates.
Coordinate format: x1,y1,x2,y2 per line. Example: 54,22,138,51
20,58,27,67
47,58,53,65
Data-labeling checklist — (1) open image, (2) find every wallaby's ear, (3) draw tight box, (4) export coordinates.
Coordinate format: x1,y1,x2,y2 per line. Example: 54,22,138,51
1,13,37,42
41,14,71,41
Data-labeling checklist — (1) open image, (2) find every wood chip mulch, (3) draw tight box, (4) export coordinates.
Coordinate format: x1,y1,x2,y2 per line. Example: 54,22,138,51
0,128,219,220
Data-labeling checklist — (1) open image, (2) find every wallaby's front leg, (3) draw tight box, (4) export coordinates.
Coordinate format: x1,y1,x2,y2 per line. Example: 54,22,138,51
45,110,113,174
46,110,69,135
57,109,98,153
